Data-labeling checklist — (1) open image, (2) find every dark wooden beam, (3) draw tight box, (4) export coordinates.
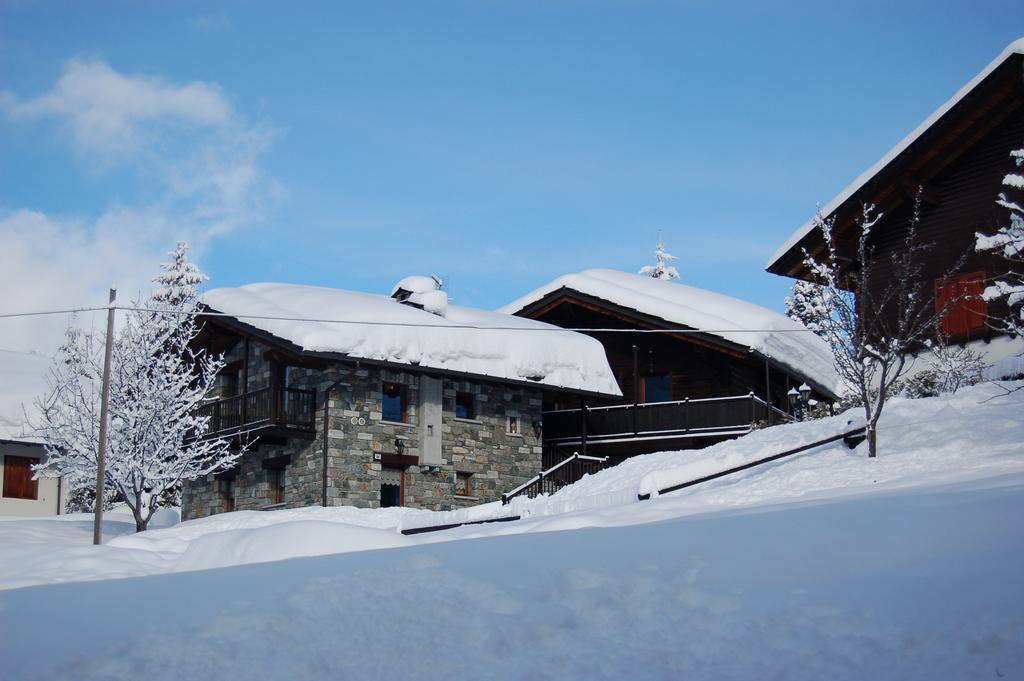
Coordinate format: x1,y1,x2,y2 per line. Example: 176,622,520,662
519,291,750,360
769,52,1024,281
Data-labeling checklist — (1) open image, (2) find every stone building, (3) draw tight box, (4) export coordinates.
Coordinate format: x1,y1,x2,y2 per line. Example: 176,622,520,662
182,276,619,520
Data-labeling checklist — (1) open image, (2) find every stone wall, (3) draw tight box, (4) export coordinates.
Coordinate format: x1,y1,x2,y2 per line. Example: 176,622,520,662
183,340,544,519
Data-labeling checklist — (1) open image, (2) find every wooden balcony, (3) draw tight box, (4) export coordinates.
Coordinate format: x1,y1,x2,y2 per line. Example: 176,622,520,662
195,386,317,441
542,393,790,454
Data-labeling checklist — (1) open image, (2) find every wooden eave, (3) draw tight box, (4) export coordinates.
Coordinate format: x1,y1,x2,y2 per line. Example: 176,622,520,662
518,288,752,359
768,51,1024,282
516,288,840,401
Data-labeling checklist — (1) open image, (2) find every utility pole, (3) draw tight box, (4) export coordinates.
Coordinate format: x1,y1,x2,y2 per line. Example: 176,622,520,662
93,288,116,546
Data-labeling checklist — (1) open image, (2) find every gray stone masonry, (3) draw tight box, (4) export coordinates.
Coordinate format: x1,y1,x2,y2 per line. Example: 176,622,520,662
183,340,544,520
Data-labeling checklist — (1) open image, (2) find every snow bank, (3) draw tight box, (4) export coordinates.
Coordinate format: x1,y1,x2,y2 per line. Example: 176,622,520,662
3,468,1023,680
402,381,1024,533
2,383,1022,678
203,283,620,396
0,349,51,442
2,381,1021,591
0,512,163,590
499,268,842,395
173,520,412,572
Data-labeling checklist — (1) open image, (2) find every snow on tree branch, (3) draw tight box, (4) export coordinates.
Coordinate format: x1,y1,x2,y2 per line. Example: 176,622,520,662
639,239,680,280
799,195,966,458
32,242,240,532
976,143,1024,337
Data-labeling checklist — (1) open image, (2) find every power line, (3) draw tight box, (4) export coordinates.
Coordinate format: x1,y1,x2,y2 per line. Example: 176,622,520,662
0,306,109,319
0,303,820,334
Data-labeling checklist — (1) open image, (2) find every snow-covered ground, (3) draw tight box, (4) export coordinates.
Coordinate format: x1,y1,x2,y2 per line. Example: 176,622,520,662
1,382,1022,679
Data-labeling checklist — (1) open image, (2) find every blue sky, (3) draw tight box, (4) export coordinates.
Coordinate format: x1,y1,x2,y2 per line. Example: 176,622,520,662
2,0,1023,351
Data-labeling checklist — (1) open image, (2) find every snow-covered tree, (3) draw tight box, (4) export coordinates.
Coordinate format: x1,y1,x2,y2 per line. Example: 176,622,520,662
785,280,829,338
152,241,208,309
976,144,1024,337
798,197,964,458
639,240,680,280
900,328,986,399
33,242,240,532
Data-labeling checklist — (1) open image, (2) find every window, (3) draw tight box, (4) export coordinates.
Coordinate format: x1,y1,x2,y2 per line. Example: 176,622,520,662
382,382,408,423
935,272,987,338
455,392,475,420
2,456,39,500
507,415,519,435
381,466,404,507
642,374,671,403
281,365,292,409
455,472,473,497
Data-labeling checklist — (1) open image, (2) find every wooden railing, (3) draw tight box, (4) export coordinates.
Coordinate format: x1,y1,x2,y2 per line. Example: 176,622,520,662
501,453,608,505
541,393,790,448
196,386,316,438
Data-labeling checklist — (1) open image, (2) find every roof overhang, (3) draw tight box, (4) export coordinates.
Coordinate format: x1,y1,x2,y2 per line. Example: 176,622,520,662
517,287,752,359
767,44,1024,281
514,287,840,401
196,307,620,401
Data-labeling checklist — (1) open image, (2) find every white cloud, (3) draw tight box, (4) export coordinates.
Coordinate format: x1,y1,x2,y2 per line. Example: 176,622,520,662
166,125,287,243
0,209,167,353
3,57,231,153
0,59,283,353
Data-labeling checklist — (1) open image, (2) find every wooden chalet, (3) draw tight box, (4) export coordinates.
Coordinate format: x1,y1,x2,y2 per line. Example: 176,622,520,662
501,269,841,462
767,39,1024,359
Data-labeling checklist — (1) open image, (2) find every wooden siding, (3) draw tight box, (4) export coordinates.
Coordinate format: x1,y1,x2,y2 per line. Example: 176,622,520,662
769,52,1024,279
522,294,816,414
862,111,1023,342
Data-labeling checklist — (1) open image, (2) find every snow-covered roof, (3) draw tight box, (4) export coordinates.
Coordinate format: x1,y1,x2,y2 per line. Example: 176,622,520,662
0,350,51,443
202,283,621,396
499,269,842,396
767,37,1024,270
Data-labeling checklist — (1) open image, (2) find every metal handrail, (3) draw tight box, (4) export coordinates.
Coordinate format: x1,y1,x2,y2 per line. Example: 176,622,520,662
636,425,867,501
501,452,608,505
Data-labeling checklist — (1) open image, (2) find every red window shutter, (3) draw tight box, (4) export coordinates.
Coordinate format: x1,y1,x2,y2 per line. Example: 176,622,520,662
935,272,987,337
960,274,987,333
3,456,39,500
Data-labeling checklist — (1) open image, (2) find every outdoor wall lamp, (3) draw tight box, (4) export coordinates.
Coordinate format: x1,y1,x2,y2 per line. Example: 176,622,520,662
788,384,813,420
532,420,543,439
